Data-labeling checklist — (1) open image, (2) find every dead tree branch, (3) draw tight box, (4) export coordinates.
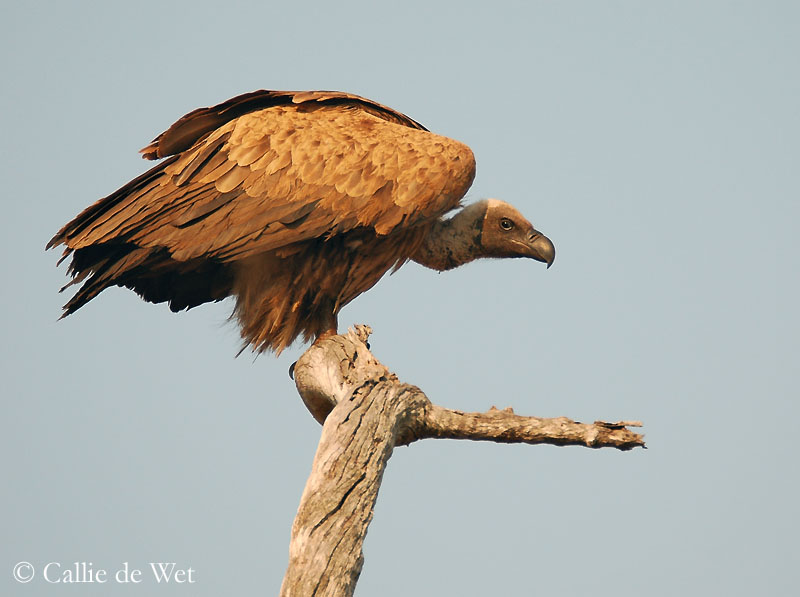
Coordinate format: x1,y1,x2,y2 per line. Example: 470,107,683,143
281,325,644,596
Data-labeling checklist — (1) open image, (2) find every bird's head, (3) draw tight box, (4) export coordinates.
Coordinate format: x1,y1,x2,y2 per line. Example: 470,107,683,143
478,199,555,268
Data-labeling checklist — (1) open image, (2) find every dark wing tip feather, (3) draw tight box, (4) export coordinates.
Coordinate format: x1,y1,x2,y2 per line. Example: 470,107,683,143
45,236,59,250
47,228,71,251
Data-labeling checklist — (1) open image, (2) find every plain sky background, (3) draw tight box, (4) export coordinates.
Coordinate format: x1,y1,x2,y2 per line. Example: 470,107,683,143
2,1,797,595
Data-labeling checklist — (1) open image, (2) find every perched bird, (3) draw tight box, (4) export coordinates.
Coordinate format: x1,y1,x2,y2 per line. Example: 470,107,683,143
48,90,555,353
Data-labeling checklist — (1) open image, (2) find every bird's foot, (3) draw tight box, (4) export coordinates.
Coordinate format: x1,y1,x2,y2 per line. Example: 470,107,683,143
313,328,339,344
313,328,370,349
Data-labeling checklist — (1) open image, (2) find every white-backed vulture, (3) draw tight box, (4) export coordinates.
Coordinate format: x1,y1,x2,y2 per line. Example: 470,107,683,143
48,90,555,353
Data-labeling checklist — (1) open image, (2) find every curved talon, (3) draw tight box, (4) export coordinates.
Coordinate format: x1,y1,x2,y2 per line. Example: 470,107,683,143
289,361,296,380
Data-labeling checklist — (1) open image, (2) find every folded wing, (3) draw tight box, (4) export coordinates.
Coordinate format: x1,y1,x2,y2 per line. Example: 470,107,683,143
48,90,476,315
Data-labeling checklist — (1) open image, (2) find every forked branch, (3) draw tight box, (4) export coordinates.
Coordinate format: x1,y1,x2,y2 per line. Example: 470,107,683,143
281,325,644,596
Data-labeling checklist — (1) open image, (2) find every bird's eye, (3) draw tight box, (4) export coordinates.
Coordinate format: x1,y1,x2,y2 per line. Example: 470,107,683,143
500,218,514,231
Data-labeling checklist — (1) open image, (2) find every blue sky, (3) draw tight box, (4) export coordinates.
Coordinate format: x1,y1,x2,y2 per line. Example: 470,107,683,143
2,1,798,595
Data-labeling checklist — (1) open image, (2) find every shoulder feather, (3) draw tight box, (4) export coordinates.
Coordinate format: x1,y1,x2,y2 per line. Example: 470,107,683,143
140,90,429,160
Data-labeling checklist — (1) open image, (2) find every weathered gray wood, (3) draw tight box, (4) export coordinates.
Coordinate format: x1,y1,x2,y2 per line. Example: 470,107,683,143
281,325,644,596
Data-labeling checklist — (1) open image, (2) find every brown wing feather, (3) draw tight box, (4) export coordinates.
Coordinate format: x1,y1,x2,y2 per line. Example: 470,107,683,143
48,90,476,328
53,100,474,262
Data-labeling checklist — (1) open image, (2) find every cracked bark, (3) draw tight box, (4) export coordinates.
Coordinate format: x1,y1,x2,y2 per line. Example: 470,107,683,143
280,325,645,596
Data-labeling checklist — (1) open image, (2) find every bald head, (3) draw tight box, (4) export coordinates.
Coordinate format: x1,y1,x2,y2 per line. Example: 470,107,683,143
475,199,555,267
411,198,555,272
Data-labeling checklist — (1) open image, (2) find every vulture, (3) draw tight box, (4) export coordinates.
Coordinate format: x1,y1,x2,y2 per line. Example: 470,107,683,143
49,90,555,353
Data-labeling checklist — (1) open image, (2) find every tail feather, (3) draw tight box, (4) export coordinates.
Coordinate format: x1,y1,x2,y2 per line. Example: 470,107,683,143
57,243,233,318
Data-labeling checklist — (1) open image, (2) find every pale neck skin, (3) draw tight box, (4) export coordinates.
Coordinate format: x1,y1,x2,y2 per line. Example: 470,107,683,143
411,201,488,271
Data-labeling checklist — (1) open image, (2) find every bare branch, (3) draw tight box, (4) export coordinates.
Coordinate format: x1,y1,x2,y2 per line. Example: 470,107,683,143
419,405,645,450
281,325,645,595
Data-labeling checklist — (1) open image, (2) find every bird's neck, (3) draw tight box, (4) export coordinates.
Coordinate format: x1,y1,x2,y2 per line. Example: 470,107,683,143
411,202,487,272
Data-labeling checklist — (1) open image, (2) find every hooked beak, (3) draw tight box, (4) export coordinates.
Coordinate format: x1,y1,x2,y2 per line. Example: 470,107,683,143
526,230,556,268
